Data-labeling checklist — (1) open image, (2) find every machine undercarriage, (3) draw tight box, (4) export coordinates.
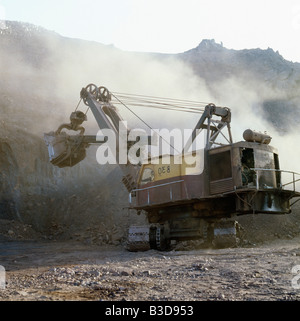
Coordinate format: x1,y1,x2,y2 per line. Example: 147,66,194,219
126,219,241,251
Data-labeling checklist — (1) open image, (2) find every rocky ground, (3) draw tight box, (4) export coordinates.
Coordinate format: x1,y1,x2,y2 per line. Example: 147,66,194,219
1,222,300,302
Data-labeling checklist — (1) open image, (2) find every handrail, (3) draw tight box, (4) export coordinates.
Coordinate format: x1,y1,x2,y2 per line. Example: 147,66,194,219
250,168,300,192
131,179,184,192
129,179,188,205
251,168,300,175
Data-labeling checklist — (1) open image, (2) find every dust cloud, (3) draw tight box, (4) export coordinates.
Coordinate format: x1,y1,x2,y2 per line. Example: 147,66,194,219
46,33,300,183
40,33,300,208
209,74,300,184
48,43,213,134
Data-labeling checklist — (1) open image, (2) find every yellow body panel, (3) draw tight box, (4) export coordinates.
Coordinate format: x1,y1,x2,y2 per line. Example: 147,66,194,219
139,150,204,185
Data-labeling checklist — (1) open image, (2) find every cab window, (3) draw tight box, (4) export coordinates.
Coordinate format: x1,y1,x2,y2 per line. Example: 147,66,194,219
140,168,155,185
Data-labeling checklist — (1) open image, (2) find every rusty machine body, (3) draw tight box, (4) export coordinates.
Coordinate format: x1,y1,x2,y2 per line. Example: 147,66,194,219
44,84,300,250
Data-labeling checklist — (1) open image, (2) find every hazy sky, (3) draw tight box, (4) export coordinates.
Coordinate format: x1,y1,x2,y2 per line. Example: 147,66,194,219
1,0,300,62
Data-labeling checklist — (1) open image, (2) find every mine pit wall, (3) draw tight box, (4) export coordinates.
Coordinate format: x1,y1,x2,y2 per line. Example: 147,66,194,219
0,127,141,241
0,140,20,221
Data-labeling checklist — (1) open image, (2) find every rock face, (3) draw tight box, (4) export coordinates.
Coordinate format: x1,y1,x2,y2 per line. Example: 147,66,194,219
180,39,300,89
178,39,300,132
0,22,300,242
0,141,20,220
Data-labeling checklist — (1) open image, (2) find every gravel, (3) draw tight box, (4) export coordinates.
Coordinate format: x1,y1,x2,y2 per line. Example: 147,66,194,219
1,238,300,301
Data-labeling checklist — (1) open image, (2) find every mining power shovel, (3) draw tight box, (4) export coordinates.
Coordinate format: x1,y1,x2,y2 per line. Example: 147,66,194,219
44,84,300,251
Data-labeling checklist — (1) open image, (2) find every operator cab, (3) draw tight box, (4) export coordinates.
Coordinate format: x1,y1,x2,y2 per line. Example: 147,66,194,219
208,130,299,215
240,146,280,189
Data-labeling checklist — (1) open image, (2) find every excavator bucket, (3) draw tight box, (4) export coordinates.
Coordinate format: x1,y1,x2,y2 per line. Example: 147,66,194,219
44,110,88,168
44,131,87,168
